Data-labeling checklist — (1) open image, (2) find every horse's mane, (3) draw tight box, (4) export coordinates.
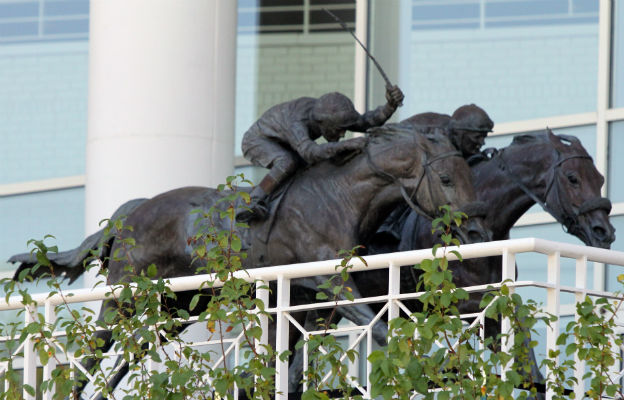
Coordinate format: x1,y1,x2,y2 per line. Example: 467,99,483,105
366,122,448,153
510,130,589,157
510,132,547,146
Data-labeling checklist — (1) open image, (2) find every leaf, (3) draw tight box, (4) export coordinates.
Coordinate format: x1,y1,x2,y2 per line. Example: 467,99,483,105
565,342,577,356
38,348,49,365
23,384,35,396
189,294,201,311
231,237,242,252
316,292,329,300
430,271,444,286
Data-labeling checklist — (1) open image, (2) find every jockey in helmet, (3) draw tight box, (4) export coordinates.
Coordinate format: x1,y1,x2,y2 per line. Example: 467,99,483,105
237,86,404,222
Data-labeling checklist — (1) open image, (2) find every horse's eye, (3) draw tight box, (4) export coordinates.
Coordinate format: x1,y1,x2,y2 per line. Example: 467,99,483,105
566,173,579,185
440,175,453,186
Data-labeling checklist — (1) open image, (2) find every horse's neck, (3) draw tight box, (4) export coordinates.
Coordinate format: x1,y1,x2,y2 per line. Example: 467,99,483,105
309,153,408,240
474,147,552,239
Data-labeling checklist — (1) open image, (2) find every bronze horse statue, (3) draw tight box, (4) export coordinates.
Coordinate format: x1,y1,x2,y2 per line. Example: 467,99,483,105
341,129,614,396
9,129,490,396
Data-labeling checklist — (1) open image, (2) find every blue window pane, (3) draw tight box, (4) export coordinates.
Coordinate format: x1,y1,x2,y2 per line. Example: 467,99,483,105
398,2,599,123
0,45,88,184
43,0,89,17
573,0,599,13
238,11,259,28
413,4,480,21
0,2,39,18
413,22,480,30
43,18,88,35
486,16,597,28
0,188,85,274
0,21,38,37
608,121,624,202
486,0,567,18
612,0,624,108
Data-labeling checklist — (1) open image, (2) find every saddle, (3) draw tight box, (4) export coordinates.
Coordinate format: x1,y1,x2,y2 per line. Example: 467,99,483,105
241,179,294,267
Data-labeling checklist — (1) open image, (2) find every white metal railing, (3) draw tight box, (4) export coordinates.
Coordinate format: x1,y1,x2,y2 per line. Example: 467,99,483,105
0,238,623,399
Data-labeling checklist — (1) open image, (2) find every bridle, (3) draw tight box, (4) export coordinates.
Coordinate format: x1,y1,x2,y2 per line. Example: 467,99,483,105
365,134,466,221
496,148,611,234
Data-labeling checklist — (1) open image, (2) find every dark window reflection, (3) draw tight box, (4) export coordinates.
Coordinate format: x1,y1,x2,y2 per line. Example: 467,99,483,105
237,0,356,34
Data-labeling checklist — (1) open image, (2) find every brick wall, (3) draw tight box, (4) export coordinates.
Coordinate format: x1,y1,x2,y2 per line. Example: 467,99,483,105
235,34,355,156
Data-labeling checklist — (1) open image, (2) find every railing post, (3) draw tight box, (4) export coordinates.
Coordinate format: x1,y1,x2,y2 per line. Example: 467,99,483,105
303,0,310,34
500,249,516,378
275,275,290,399
23,305,36,400
574,256,587,399
546,252,561,400
43,301,56,400
255,280,269,356
388,261,400,322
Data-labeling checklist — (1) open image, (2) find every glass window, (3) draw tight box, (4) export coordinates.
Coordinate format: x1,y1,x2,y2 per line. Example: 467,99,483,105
0,21,38,38
370,0,599,124
44,0,89,17
611,0,624,108
0,188,85,275
0,2,38,19
608,121,624,202
0,0,89,43
234,2,356,158
43,19,88,35
0,44,88,184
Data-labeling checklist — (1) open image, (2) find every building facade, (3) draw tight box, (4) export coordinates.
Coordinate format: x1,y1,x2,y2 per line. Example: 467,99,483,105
0,0,623,296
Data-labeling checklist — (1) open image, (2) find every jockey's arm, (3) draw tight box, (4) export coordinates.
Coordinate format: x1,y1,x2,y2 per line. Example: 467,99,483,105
289,121,365,164
350,85,404,132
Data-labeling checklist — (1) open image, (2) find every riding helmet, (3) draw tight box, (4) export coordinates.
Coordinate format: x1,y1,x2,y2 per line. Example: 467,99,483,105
449,104,494,132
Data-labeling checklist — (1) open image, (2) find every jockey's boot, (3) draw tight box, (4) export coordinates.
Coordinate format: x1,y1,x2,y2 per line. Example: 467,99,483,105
236,186,269,222
236,167,288,222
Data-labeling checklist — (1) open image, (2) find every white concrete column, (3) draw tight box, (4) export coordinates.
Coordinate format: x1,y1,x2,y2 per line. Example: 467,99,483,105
367,0,411,121
85,0,237,236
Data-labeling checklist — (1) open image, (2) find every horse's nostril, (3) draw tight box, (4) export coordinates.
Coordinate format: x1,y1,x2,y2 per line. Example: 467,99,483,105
468,230,483,244
593,226,607,240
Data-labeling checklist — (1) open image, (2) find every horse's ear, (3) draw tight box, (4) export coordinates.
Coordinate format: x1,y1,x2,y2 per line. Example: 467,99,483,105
546,128,567,149
557,134,582,147
547,129,586,153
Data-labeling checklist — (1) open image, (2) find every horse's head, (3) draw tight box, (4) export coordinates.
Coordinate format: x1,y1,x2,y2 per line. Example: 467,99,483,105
368,126,491,244
541,130,615,248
